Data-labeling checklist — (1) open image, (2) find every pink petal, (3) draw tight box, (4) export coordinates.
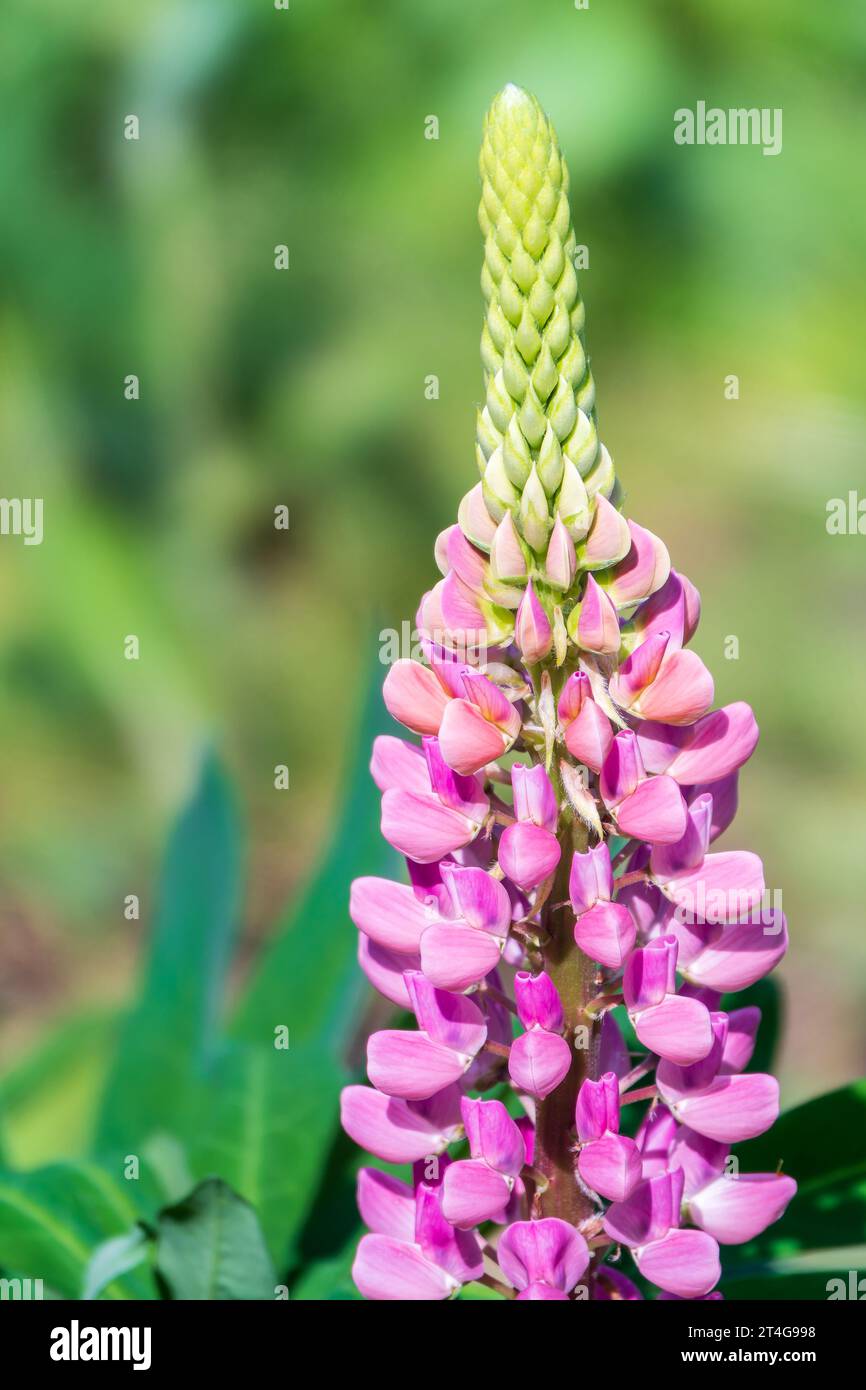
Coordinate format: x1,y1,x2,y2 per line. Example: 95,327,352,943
383,659,451,736
689,1173,797,1245
658,851,765,924
498,1217,590,1293
499,822,561,890
440,571,489,646
420,920,502,991
579,1133,643,1202
339,1085,461,1163
461,1096,526,1175
569,842,613,913
563,697,614,772
356,1168,415,1242
508,1028,572,1099
604,520,671,608
514,970,564,1032
358,935,417,1008
582,495,631,568
637,703,759,785
350,876,431,953
633,994,714,1066
604,1170,684,1247
661,1073,780,1142
406,973,488,1053
577,574,621,654
682,912,788,992
614,776,688,844
446,525,490,592
353,1233,457,1301
366,1030,469,1100
458,482,498,550
632,649,714,725
442,863,512,936
441,1159,513,1228
370,735,430,794
636,1229,720,1299
515,581,553,664
574,900,636,969
512,763,558,831
381,789,480,863
438,697,509,776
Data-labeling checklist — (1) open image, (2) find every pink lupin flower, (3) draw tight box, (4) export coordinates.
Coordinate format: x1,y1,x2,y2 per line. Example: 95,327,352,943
650,791,765,924
668,1127,797,1245
569,842,636,967
623,936,714,1065
344,86,792,1305
366,974,487,1100
438,670,522,775
340,1084,463,1164
557,671,614,772
600,520,671,610
498,763,561,890
672,910,789,992
575,1073,642,1201
419,864,511,991
508,971,572,1099
353,1160,484,1300
635,701,760,785
514,581,553,664
442,1098,526,1227
600,729,688,844
610,629,715,726
382,658,453,736
380,737,489,863
497,1218,590,1300
604,1168,721,1299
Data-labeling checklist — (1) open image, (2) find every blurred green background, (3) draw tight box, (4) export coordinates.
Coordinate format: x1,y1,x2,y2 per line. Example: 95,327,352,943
1,0,865,1183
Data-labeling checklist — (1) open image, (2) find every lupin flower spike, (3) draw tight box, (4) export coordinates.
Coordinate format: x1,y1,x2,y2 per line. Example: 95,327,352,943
342,85,794,1301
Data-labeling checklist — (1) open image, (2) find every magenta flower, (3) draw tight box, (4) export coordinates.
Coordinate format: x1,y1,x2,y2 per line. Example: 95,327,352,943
341,84,795,1302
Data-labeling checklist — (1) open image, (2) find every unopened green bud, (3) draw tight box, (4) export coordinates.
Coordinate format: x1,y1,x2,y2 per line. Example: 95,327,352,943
477,84,619,563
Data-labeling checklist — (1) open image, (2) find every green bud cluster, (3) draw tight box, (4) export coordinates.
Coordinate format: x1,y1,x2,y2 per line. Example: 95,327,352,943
476,85,616,559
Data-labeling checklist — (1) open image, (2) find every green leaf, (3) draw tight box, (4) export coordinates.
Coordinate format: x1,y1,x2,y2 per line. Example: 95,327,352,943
186,1041,341,1269
154,1178,275,1301
97,753,241,1151
460,1281,507,1300
0,1161,157,1299
233,652,399,1057
81,1227,151,1302
291,1232,362,1301
0,1012,117,1167
723,1080,866,1278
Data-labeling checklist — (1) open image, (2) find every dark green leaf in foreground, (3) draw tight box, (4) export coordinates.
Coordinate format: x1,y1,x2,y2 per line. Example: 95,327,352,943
721,1079,866,1291
186,1040,341,1269
233,650,400,1057
154,1178,276,1301
97,752,241,1151
0,1161,156,1299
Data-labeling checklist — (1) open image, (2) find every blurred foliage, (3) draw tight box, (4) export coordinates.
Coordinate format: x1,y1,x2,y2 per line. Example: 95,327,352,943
0,0,865,1297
